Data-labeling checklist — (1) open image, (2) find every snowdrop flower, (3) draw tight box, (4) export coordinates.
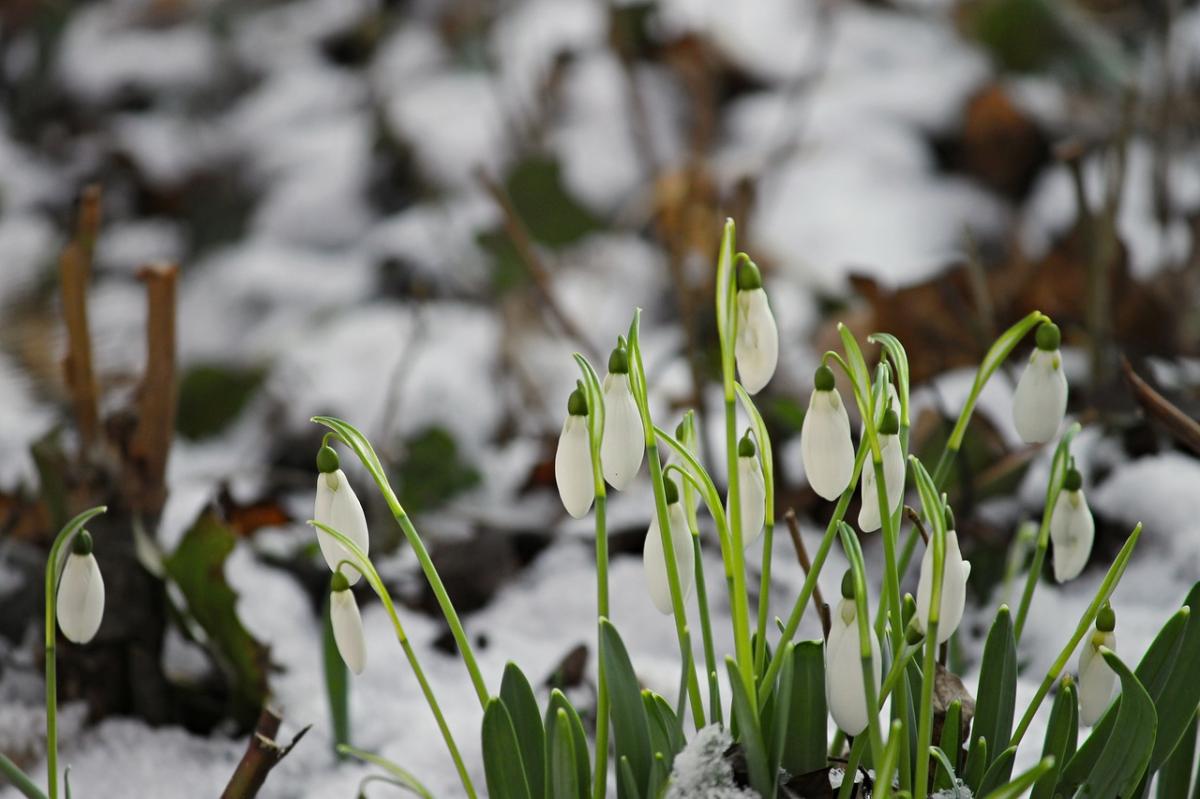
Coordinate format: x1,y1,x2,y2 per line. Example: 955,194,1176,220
1051,466,1094,582
825,572,881,736
1013,322,1068,444
643,478,695,614
734,261,778,395
329,572,366,675
56,530,105,644
555,386,595,519
729,431,767,548
600,345,644,490
915,508,972,644
858,408,904,533
1078,605,1118,726
315,445,370,585
800,365,855,501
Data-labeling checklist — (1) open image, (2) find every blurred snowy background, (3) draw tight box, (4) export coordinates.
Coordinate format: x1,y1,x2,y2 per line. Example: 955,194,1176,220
1,0,1200,795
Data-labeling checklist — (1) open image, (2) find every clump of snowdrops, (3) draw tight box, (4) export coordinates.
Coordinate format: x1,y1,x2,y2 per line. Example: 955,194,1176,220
9,221,1199,799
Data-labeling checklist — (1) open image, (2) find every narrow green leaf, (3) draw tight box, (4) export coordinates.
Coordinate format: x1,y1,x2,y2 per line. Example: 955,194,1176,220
338,745,435,799
617,757,639,799
323,593,351,757
549,710,581,799
501,662,546,799
782,640,827,776
936,700,963,790
0,752,47,799
1157,712,1197,799
867,332,910,427
837,323,874,421
963,736,988,793
929,746,965,798
1030,678,1077,799
977,746,1017,796
482,698,534,799
767,643,794,795
311,416,391,502
727,657,772,796
980,756,1056,799
1072,649,1158,799
546,690,590,797
651,695,686,759
1149,584,1200,773
970,606,1017,776
600,619,652,798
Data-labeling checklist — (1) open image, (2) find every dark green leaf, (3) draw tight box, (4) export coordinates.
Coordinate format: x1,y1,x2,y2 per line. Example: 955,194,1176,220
323,593,351,757
1157,712,1197,799
782,640,827,776
618,757,639,799
482,698,533,799
963,736,988,793
0,751,46,799
936,700,963,790
981,756,1056,799
337,744,434,799
727,657,772,796
929,746,965,797
501,662,545,799
548,710,581,799
643,691,684,788
177,364,265,440
600,619,651,799
546,690,590,797
1030,678,1076,799
969,606,1017,778
977,746,1016,795
1149,585,1200,773
504,155,600,248
394,427,480,514
651,695,687,759
767,643,794,795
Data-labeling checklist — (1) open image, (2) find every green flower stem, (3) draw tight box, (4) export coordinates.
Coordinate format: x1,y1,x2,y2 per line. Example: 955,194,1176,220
757,438,870,708
874,720,906,799
627,313,705,726
836,736,867,799
839,522,887,769
910,457,948,799
0,752,46,799
311,416,489,708
732,384,776,681
1009,523,1143,750
43,505,107,799
1014,423,1081,642
754,520,774,672
311,521,477,798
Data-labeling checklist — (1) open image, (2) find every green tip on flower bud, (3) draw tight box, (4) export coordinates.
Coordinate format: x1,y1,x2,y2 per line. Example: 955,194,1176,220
944,506,956,532
675,420,688,442
738,430,756,458
72,530,94,556
608,344,629,374
1036,321,1061,351
902,593,917,625
906,618,926,647
841,569,856,600
814,365,836,392
663,476,680,505
736,259,763,291
567,387,588,417
331,571,351,593
880,408,899,436
1064,468,1083,492
1096,604,1116,632
317,444,340,474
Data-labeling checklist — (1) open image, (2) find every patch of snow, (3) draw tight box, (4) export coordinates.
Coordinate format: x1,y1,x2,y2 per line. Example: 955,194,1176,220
666,724,757,798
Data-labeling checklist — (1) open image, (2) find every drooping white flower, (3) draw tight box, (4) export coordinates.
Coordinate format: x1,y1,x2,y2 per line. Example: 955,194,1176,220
729,432,767,548
1051,467,1094,583
858,409,905,533
1078,607,1118,726
315,445,370,585
800,366,855,501
555,387,595,519
1013,322,1068,444
56,530,105,645
330,575,367,675
643,480,695,614
915,512,972,644
734,263,779,395
825,585,881,736
600,348,644,490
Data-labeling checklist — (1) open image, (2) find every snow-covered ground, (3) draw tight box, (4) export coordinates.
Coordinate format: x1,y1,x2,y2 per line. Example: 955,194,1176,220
1,0,1198,795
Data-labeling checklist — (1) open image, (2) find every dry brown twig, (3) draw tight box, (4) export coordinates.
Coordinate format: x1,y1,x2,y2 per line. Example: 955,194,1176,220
784,508,831,639
220,707,311,799
128,263,179,513
1121,355,1200,456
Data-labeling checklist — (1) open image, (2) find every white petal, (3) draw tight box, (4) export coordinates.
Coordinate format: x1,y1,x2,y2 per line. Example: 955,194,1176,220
916,530,969,644
825,599,881,736
642,503,695,614
730,455,767,548
314,470,370,584
1051,490,1094,583
858,435,904,533
56,553,105,644
555,416,595,518
1013,349,1068,444
1078,634,1117,725
800,389,855,501
330,589,367,675
735,289,779,394
600,374,645,490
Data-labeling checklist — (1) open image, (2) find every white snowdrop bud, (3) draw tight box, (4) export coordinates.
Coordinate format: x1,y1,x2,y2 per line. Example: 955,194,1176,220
330,573,367,675
1078,606,1117,726
600,346,644,491
858,409,905,533
314,445,370,585
734,261,778,395
643,479,695,614
825,579,881,736
729,431,767,548
915,510,971,644
1013,322,1068,444
555,386,595,519
800,366,855,501
56,530,105,645
1050,467,1094,583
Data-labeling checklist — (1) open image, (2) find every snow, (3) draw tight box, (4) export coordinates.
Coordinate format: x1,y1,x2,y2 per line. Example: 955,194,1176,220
666,724,757,798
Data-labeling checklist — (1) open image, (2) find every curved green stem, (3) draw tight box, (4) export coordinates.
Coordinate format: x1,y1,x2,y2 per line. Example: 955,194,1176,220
910,457,948,798
838,522,887,768
311,521,477,798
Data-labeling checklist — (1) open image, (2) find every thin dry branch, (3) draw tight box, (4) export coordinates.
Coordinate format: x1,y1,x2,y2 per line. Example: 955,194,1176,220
784,508,831,639
1121,355,1200,456
76,183,103,270
220,707,310,799
129,263,178,513
59,242,100,450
